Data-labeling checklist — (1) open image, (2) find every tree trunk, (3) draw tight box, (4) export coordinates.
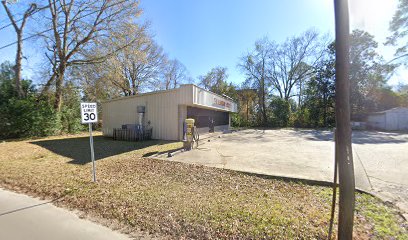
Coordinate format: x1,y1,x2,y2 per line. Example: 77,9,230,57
166,78,170,90
1,2,36,99
15,32,24,98
54,63,66,111
173,78,177,89
323,94,328,126
130,78,135,95
298,80,302,108
262,94,267,126
41,73,56,95
246,99,249,122
260,78,267,126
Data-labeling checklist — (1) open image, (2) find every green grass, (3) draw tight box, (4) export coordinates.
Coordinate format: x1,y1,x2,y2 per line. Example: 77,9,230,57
356,194,408,239
0,133,406,239
318,188,408,240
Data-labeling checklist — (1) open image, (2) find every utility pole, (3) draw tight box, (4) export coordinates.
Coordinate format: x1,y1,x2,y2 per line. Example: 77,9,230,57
334,0,355,239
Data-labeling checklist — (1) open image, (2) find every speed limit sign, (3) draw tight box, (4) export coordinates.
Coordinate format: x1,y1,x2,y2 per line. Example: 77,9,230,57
81,102,98,182
81,102,98,123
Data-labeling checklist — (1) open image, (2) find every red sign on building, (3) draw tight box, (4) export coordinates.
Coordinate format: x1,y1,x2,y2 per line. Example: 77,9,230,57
213,97,231,109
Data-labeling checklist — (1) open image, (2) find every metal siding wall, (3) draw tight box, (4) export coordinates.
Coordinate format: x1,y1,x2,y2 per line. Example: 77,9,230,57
102,96,147,137
143,92,178,140
399,109,408,130
385,112,397,130
366,108,408,131
385,108,408,131
178,85,194,105
110,87,193,140
367,114,386,130
101,85,206,140
178,105,187,140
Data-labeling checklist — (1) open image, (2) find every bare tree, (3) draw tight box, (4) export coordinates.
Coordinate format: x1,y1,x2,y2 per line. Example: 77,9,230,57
83,22,166,96
268,29,327,101
122,39,166,94
239,38,271,126
69,63,123,101
237,87,257,124
161,58,187,90
113,36,165,95
40,0,140,110
1,0,38,98
198,66,229,94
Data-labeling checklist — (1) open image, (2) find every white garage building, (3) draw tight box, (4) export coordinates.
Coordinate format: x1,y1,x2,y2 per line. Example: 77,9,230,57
102,84,238,140
366,107,408,131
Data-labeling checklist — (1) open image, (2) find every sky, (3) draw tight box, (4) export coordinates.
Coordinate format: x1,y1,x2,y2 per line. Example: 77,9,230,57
139,0,335,85
0,0,406,87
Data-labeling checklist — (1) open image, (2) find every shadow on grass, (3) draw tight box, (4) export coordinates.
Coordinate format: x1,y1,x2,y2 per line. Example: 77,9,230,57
30,136,172,165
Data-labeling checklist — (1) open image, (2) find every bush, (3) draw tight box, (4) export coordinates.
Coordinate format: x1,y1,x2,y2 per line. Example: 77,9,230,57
231,113,254,128
291,108,312,128
59,82,86,133
0,62,61,139
270,97,291,127
0,61,86,139
0,96,60,139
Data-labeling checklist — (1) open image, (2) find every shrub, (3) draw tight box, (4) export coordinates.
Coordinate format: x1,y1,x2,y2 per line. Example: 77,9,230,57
0,62,86,139
59,82,86,133
0,96,60,139
270,97,291,127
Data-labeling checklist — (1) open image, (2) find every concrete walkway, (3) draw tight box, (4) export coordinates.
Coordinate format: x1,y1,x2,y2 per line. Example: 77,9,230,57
0,188,131,240
166,129,408,218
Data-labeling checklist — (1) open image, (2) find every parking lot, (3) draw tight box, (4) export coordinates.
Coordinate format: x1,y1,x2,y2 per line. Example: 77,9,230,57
168,129,408,216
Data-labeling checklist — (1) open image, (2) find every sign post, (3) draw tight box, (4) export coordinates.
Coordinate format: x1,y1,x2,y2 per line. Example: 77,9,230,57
80,102,98,182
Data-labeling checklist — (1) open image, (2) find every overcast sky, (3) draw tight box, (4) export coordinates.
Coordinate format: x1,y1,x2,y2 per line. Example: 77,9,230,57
0,0,406,87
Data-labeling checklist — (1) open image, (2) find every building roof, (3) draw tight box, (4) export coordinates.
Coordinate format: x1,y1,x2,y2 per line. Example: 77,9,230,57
101,84,235,104
101,86,181,103
368,107,408,115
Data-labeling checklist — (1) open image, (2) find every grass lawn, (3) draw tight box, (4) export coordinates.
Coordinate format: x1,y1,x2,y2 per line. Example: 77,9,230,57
0,133,407,239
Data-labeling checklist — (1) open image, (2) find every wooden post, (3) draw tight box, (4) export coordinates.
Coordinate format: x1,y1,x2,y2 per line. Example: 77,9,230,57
334,0,355,239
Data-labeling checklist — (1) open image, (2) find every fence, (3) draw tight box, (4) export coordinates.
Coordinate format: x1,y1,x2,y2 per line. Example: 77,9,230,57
113,128,152,141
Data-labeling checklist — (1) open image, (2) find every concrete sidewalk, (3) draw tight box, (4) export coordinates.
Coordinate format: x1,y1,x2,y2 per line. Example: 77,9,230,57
166,129,408,218
0,188,131,240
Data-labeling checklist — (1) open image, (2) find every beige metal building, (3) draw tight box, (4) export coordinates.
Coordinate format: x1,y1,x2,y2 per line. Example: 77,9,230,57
366,107,408,131
102,84,238,140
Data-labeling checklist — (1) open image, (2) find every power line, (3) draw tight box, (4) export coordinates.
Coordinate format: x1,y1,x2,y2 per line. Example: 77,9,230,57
0,26,54,50
0,18,9,26
0,5,49,31
0,0,128,51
